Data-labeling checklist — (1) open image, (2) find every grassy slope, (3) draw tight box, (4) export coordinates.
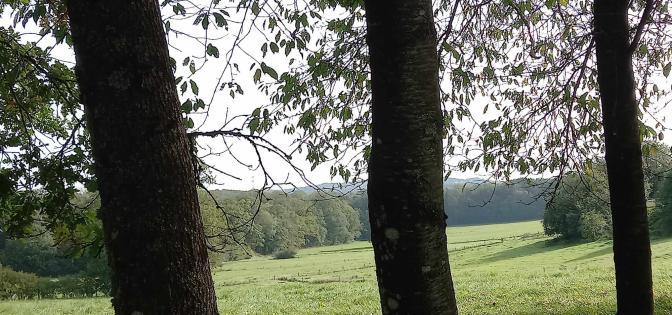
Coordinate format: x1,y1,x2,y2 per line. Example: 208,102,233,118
1,221,671,314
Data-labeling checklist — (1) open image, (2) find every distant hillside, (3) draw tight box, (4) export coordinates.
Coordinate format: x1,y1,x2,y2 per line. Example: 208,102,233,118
291,182,366,195
443,177,488,188
342,179,548,240
288,177,488,195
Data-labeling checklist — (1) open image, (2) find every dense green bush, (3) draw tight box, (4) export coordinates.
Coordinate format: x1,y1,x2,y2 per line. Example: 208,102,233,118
0,266,109,300
651,173,672,236
0,266,39,299
543,171,612,241
35,274,109,298
273,248,297,259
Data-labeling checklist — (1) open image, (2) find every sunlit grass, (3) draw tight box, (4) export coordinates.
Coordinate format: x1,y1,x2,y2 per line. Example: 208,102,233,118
1,220,671,314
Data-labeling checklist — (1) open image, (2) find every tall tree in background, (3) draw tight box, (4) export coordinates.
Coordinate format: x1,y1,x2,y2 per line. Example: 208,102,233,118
363,0,459,313
65,0,219,313
594,0,654,313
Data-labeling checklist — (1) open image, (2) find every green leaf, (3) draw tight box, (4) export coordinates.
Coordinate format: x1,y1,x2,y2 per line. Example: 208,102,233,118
261,63,279,80
341,107,352,120
213,12,226,27
285,42,293,56
180,81,188,93
261,43,268,57
639,44,649,55
249,117,260,133
54,28,67,44
270,42,279,53
251,1,261,15
33,4,46,23
206,44,220,58
201,16,209,30
84,180,98,193
663,62,671,78
169,57,176,72
253,69,262,83
195,99,206,110
184,118,195,128
173,3,186,15
190,80,199,95
181,99,193,112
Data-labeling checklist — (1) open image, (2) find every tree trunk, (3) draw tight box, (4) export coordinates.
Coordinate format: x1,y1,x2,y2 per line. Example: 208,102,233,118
65,1,219,314
594,1,654,314
363,1,459,314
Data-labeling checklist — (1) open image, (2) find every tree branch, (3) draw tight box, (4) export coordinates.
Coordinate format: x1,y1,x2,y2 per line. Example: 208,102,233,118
628,0,655,55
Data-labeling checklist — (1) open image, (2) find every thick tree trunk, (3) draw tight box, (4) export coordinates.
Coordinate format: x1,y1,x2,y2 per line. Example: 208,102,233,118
363,1,459,314
594,1,654,314
65,1,219,314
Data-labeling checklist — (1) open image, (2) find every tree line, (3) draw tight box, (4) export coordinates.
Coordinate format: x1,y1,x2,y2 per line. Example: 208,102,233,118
544,142,672,241
200,190,362,260
206,180,548,259
0,180,550,282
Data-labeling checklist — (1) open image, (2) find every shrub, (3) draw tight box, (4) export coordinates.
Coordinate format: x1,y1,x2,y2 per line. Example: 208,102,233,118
35,275,110,298
651,174,672,236
0,265,110,300
0,266,39,299
579,211,612,241
543,171,612,241
273,248,297,259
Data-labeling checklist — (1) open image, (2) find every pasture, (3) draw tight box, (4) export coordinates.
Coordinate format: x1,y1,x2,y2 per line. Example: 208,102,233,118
2,220,671,314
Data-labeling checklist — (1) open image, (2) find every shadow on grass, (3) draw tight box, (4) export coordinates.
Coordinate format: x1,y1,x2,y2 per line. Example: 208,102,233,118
566,245,613,263
319,246,372,254
566,237,671,263
479,239,583,264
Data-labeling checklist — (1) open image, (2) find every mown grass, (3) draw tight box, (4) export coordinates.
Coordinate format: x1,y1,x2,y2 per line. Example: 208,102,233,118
1,220,671,314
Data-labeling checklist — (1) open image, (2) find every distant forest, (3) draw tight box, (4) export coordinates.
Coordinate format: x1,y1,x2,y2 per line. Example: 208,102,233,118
349,180,547,242
202,179,547,261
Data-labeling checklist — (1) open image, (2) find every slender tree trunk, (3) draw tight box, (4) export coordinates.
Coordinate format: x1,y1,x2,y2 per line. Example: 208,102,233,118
65,1,219,313
594,1,654,314
364,1,459,314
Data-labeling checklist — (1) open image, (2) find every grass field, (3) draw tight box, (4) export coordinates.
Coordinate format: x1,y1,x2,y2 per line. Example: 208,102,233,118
2,220,672,314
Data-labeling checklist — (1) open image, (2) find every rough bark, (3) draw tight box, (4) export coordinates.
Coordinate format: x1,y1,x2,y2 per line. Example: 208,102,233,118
363,0,459,314
65,0,219,314
594,1,654,314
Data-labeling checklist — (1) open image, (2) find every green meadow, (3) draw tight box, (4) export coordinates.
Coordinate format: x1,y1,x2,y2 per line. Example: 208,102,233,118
2,220,671,314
